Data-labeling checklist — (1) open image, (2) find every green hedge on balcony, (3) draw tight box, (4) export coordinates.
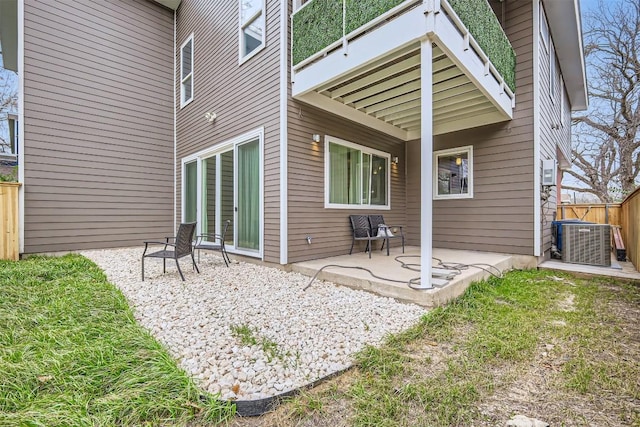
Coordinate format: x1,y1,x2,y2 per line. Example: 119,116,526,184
345,0,406,34
448,0,516,91
292,0,343,66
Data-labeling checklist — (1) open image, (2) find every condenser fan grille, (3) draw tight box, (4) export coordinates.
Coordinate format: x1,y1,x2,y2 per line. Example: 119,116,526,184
562,224,611,267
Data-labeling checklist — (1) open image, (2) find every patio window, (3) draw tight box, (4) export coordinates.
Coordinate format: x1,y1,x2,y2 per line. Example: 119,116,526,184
325,136,390,209
239,0,265,62
180,34,194,108
433,146,473,199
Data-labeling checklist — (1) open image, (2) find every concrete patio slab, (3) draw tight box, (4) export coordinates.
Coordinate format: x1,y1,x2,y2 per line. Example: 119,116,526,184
292,246,515,307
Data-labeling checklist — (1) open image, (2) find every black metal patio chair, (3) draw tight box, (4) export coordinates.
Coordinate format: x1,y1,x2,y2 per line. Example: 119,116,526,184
349,214,386,258
141,222,199,281
368,214,405,256
193,219,231,267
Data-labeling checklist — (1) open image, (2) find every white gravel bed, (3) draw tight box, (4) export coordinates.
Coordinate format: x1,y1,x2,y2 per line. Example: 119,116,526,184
81,247,428,401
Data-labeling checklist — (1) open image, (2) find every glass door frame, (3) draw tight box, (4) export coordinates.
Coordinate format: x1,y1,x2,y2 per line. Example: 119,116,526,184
181,127,264,259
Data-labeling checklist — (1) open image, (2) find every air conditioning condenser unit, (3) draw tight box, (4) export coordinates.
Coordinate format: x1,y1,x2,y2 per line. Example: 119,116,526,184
562,224,611,267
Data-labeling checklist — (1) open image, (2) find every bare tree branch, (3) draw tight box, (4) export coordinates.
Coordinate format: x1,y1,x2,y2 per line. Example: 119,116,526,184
570,0,640,202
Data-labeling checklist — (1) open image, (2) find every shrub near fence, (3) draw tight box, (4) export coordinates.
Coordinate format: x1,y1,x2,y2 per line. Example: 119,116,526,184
621,189,640,270
0,182,20,261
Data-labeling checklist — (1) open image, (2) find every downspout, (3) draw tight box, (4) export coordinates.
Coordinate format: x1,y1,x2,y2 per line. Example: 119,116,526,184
18,0,24,254
173,8,177,234
279,0,288,264
533,0,541,257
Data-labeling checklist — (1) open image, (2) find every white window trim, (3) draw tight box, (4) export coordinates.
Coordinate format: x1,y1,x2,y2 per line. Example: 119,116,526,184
549,37,556,103
324,135,391,210
181,127,265,260
180,34,194,108
560,74,566,127
539,4,549,53
433,145,473,200
238,0,266,65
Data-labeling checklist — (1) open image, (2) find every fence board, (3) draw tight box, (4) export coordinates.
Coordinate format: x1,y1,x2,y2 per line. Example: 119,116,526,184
0,182,20,261
558,203,622,226
621,190,640,270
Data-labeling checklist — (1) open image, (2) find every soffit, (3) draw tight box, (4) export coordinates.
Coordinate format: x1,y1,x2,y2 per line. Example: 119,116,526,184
311,44,505,138
151,0,181,10
541,0,588,110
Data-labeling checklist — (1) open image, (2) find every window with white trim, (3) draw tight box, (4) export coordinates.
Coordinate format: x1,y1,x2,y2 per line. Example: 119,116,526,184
560,74,566,127
539,4,549,52
433,146,473,199
325,137,390,209
549,38,557,101
180,35,194,107
239,0,265,61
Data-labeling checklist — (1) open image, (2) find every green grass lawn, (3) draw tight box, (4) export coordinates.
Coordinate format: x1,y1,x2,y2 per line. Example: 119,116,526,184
0,254,234,426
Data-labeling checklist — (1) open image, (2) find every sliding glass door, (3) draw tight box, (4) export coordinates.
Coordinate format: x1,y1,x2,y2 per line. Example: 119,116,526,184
237,139,260,251
183,130,262,257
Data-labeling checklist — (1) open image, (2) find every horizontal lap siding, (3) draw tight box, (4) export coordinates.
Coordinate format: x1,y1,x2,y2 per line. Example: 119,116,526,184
287,103,406,263
406,0,535,256
23,0,175,253
175,0,281,263
539,1,570,258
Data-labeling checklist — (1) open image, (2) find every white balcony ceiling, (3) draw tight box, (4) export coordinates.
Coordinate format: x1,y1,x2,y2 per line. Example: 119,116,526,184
311,43,505,139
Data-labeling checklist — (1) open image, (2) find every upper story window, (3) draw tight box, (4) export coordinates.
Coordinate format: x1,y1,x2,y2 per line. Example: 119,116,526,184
239,0,265,62
325,136,390,209
560,74,566,127
293,0,310,11
539,4,549,52
180,35,194,108
549,38,557,102
433,146,473,200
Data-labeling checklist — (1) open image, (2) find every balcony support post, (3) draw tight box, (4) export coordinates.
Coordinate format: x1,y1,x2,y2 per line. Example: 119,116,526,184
419,38,434,290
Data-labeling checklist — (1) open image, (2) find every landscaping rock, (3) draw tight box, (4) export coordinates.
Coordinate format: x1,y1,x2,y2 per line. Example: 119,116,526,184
506,414,549,427
82,248,427,401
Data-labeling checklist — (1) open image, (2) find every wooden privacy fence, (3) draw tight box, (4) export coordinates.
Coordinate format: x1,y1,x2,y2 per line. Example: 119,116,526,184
0,182,20,261
557,203,622,225
621,189,640,270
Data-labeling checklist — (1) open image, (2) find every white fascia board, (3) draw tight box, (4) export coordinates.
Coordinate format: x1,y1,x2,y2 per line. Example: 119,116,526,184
542,0,588,110
431,13,514,119
300,92,409,141
292,9,425,97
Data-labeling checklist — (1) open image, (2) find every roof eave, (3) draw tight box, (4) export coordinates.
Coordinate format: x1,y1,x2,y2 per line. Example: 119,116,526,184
151,0,181,11
542,0,588,111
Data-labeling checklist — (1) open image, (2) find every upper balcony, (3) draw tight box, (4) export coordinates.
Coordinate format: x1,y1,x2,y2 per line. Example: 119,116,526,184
291,0,516,140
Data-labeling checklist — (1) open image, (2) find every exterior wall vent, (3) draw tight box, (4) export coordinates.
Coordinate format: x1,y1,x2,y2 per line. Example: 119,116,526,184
562,224,611,267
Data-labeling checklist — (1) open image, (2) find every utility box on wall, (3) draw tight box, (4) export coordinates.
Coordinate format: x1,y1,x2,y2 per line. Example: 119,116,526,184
542,159,557,186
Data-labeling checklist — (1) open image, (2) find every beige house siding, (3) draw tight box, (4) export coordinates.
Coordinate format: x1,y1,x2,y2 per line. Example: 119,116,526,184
174,0,281,263
287,104,406,263
22,0,174,253
406,0,535,256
